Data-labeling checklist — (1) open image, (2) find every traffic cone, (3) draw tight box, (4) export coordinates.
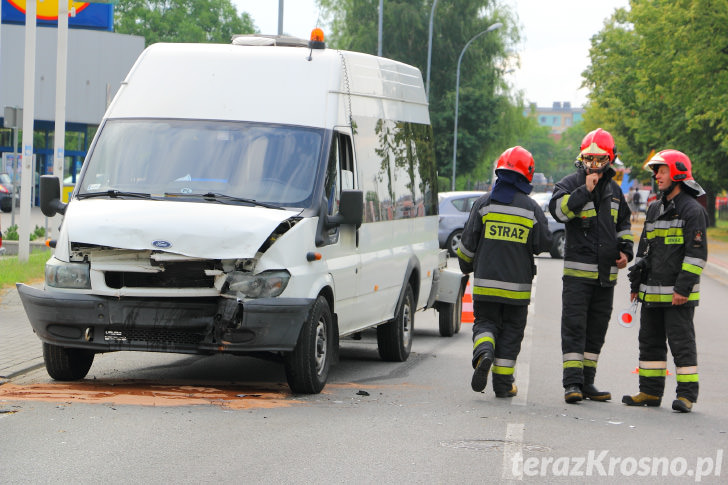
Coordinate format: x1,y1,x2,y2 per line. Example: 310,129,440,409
461,280,474,324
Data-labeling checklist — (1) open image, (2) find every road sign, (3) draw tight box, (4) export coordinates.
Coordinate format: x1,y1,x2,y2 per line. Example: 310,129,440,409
3,106,23,128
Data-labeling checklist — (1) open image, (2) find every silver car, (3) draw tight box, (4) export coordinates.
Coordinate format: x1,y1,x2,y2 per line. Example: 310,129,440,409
530,192,565,259
438,191,486,257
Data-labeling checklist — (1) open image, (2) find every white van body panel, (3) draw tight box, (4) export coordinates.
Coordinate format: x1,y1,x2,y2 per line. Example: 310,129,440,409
61,198,299,259
109,45,338,127
108,44,429,128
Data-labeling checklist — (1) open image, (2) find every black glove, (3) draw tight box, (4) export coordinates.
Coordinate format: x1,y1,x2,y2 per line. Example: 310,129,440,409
628,259,647,292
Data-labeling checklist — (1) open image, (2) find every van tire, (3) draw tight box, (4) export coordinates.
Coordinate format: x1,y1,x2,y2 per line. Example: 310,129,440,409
43,343,94,380
377,284,414,362
284,296,333,394
438,284,463,337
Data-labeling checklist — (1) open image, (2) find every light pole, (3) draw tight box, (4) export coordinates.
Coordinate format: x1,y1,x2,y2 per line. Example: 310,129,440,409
378,0,383,56
451,22,502,191
425,0,439,101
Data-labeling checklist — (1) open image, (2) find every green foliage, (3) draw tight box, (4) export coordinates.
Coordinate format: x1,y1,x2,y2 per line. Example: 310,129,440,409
0,251,48,290
3,224,46,241
582,0,728,221
3,224,18,241
114,0,257,46
32,226,46,241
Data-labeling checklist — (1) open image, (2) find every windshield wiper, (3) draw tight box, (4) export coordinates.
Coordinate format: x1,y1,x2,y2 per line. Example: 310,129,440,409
77,190,152,200
164,192,284,210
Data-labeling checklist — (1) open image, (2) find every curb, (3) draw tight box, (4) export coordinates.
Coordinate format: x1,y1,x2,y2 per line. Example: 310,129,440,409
0,241,51,257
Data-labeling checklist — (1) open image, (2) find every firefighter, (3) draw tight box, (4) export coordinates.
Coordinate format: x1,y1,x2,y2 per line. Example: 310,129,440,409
549,128,633,404
623,150,708,413
457,146,552,397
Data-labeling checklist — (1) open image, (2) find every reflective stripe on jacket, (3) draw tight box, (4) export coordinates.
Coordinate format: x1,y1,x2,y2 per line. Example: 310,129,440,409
457,192,552,305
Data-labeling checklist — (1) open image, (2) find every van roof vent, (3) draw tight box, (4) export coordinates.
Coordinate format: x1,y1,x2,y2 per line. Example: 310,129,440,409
231,34,309,48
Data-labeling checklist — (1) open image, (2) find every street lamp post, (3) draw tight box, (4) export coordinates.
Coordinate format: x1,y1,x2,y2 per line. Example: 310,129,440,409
425,0,439,101
451,22,502,191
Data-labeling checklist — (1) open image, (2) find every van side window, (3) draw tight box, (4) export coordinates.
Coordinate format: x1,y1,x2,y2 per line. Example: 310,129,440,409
324,132,355,216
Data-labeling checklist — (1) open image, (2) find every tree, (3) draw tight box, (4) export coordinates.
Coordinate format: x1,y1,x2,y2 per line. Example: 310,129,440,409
582,0,728,224
318,0,522,188
115,0,257,46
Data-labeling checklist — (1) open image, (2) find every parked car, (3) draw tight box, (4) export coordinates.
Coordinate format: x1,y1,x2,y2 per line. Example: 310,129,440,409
530,192,565,259
0,172,19,213
0,214,5,255
438,191,486,256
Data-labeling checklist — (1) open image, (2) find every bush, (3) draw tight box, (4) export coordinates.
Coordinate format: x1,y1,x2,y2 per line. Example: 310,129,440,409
32,225,46,241
3,224,19,240
2,224,46,241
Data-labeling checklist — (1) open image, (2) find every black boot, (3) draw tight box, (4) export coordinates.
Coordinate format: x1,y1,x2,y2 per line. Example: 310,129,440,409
564,384,583,403
495,384,518,398
672,397,693,413
583,383,611,401
471,353,493,392
582,366,610,401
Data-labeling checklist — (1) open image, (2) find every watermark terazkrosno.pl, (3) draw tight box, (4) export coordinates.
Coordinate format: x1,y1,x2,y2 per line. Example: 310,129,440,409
511,449,723,482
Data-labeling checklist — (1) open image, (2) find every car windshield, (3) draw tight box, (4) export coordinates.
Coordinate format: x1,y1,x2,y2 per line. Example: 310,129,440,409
78,119,324,208
0,173,11,185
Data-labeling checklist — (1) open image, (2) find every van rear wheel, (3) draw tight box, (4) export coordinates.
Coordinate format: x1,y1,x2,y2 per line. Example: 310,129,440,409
284,296,333,394
377,284,414,362
43,343,94,380
438,283,463,337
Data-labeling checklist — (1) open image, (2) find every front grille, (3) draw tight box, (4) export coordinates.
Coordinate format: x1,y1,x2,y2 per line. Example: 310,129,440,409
105,327,205,346
105,261,215,289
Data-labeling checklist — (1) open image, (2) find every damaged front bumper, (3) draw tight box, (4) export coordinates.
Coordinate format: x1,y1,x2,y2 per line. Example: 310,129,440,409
16,283,313,355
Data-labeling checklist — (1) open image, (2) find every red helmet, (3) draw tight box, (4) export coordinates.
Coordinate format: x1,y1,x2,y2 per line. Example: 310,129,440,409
579,128,616,161
496,146,535,182
647,149,704,196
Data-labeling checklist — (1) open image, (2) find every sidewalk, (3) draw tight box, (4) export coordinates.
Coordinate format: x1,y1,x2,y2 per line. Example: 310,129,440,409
2,218,728,382
0,283,45,381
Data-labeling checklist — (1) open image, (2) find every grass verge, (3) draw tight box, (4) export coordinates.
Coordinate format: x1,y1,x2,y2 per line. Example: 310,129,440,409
707,219,728,243
0,251,48,290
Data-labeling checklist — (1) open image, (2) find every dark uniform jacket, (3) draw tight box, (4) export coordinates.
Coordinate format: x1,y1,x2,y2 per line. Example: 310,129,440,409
631,191,708,307
457,192,552,306
549,168,634,287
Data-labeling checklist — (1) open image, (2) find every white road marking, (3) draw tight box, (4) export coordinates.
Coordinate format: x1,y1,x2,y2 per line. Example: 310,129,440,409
502,422,525,480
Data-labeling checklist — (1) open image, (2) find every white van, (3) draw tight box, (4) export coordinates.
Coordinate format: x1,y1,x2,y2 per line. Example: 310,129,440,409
18,34,465,393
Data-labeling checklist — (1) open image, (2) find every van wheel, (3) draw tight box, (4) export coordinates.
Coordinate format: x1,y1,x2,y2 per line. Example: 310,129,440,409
377,284,414,362
284,296,333,394
43,343,94,380
438,283,463,337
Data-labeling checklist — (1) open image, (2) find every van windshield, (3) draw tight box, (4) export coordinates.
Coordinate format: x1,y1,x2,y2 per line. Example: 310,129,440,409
78,119,324,208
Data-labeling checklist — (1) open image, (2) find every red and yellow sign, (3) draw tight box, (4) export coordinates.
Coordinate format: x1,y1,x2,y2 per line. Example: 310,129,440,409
7,0,90,21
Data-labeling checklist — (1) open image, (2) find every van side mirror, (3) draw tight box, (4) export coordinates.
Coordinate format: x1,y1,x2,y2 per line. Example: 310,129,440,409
327,190,363,228
40,175,67,217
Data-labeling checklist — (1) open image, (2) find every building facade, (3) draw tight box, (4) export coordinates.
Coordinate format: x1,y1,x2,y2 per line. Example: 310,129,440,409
524,101,584,141
1,2,144,200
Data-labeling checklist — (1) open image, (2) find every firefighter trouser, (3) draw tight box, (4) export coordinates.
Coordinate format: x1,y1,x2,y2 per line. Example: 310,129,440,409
472,301,528,394
638,305,698,402
561,278,613,388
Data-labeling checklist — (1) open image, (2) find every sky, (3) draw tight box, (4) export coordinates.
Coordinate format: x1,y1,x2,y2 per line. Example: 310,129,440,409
232,0,630,108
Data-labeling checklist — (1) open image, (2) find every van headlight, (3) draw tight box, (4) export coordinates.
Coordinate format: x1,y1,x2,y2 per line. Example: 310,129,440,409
224,270,290,298
46,259,91,289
